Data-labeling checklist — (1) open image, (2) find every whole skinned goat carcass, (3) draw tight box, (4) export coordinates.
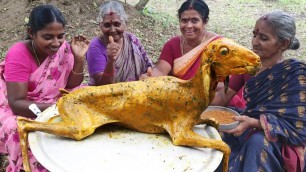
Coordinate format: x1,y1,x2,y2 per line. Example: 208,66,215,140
17,37,261,172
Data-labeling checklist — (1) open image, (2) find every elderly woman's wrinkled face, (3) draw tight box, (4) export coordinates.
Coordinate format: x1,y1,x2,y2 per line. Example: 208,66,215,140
179,9,206,41
251,19,283,60
100,13,126,42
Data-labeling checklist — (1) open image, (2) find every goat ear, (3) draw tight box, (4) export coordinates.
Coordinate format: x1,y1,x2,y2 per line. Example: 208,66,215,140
210,45,217,60
202,64,211,107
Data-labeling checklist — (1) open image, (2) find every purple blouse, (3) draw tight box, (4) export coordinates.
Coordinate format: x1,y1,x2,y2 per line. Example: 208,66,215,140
86,32,153,85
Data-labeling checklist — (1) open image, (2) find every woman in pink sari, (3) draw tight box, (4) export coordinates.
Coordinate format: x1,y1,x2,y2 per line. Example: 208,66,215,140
0,5,89,172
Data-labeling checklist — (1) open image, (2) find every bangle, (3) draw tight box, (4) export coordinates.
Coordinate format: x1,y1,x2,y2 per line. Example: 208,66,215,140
71,69,84,75
102,71,114,77
29,104,41,116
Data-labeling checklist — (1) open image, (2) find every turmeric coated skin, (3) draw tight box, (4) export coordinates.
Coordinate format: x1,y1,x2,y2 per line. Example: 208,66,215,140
17,37,261,172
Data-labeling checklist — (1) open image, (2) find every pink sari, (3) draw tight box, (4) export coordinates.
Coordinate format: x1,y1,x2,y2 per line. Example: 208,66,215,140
0,41,74,172
172,36,222,79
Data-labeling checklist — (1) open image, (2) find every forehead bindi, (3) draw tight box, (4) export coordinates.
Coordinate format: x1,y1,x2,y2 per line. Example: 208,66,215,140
255,20,275,36
103,13,121,22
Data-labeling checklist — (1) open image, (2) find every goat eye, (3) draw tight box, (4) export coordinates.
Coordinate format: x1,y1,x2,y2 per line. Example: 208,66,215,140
220,47,229,56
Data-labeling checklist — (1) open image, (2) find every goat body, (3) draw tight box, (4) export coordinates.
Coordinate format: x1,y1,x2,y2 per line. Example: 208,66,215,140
17,37,261,172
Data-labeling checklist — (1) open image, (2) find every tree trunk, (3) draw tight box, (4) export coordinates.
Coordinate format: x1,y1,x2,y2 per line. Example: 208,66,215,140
135,0,150,11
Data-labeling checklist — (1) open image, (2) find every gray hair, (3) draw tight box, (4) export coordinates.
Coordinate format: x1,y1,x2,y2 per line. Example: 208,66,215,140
98,0,128,24
260,10,300,50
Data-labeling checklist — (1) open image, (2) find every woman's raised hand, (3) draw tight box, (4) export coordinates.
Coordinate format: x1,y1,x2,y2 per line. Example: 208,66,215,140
71,35,90,62
106,36,120,62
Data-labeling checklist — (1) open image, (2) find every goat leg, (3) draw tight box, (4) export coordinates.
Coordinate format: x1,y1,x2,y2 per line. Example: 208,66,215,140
17,118,31,172
17,116,97,171
170,129,230,172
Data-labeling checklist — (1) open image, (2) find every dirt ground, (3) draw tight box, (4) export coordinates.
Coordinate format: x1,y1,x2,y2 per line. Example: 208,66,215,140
0,0,179,61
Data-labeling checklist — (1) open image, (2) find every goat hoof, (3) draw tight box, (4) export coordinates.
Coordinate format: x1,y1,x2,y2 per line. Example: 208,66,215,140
203,118,219,129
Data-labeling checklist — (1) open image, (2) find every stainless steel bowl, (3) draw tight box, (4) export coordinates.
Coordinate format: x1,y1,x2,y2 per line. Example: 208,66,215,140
201,106,240,130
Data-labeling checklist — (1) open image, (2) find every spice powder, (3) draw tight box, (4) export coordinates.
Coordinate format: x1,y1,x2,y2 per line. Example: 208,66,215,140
201,110,236,124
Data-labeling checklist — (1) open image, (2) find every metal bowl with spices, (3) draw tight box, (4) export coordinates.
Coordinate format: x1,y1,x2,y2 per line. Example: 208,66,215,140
201,106,240,130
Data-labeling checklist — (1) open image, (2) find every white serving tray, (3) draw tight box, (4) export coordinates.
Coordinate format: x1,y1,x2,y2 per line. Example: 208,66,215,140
28,105,223,172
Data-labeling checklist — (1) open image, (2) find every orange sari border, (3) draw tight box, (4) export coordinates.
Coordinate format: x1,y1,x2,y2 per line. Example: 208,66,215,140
173,36,222,78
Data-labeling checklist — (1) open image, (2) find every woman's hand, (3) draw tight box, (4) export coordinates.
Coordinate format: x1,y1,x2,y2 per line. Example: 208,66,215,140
221,115,261,136
71,35,89,62
140,67,152,80
140,60,171,80
106,36,120,62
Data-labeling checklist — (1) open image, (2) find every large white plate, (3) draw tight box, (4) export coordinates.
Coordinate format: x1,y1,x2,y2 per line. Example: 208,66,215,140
28,105,223,172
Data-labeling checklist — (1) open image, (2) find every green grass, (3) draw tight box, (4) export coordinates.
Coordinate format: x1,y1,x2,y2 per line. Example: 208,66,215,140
214,0,306,61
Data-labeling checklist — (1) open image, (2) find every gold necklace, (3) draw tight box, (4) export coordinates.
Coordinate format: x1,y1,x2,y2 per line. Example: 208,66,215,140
180,31,207,55
31,41,40,66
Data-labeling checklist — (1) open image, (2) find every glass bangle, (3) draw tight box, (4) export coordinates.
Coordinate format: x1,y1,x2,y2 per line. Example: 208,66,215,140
71,69,84,75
